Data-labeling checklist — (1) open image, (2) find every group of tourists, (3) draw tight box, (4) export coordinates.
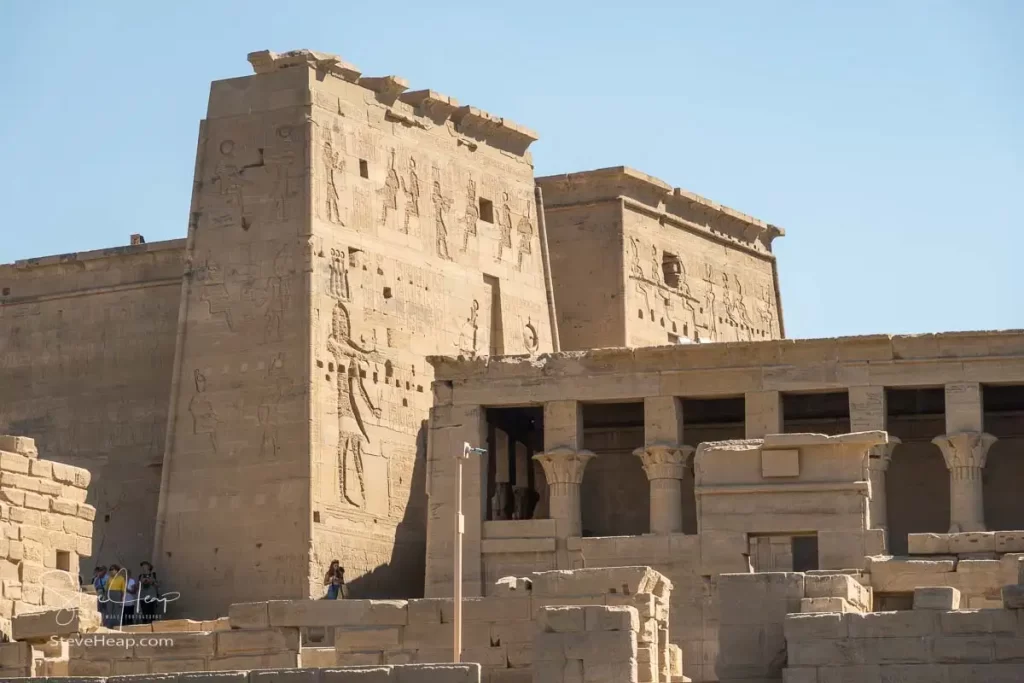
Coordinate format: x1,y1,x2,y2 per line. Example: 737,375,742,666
90,562,162,627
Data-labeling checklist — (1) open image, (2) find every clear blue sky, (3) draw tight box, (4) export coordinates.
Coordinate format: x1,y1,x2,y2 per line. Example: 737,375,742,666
1,1,1020,339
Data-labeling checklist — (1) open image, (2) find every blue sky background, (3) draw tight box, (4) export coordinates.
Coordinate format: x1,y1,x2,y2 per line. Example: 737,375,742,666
1,1,1020,339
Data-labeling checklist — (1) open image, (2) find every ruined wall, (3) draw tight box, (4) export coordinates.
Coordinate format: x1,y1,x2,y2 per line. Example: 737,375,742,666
0,241,184,565
303,52,551,602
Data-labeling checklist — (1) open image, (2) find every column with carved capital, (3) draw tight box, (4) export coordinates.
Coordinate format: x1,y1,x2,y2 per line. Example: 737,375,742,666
866,438,900,529
532,446,596,537
634,445,694,534
932,432,998,532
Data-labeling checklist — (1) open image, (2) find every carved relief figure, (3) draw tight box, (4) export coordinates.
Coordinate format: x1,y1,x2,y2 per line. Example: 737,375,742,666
757,284,776,335
328,248,349,300
401,157,420,233
523,319,540,354
379,150,400,226
650,246,661,285
722,272,739,325
456,300,480,358
431,168,452,261
496,192,513,261
628,237,643,279
322,132,344,225
461,176,480,251
188,369,219,452
326,300,381,508
515,200,535,271
733,274,754,329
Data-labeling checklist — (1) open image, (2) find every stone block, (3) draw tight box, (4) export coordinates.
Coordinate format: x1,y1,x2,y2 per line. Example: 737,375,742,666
109,674,183,682
867,557,955,592
995,531,1024,553
335,627,402,652
271,600,409,628
761,448,799,477
0,436,38,457
111,659,152,675
563,630,636,663
782,668,818,683
0,452,31,475
1001,584,1024,609
490,619,534,645
207,652,298,670
215,627,299,655
585,605,638,632
505,641,532,668
933,635,996,663
538,605,586,633
407,599,446,624
941,608,1017,635
249,669,322,683
227,602,270,629
490,668,532,683
800,597,855,613
12,606,99,640
336,652,386,666
134,632,217,659
949,532,996,554
913,586,961,610
301,647,337,667
461,645,507,667
803,573,869,609
847,611,939,638
321,666,394,683
529,566,660,598
395,663,481,683
179,673,250,683
582,660,637,683
947,663,1024,683
0,641,30,668
463,596,530,622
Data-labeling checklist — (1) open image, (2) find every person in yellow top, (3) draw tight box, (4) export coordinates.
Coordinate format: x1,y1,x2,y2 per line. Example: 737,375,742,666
105,565,127,627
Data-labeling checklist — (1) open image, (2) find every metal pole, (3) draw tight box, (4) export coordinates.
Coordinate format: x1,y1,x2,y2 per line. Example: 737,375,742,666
455,443,487,663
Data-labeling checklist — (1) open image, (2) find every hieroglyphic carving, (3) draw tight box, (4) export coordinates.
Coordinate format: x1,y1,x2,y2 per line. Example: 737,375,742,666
431,167,452,261
402,156,420,234
650,246,661,286
628,237,643,279
379,150,400,226
757,284,776,336
461,176,480,251
456,300,480,358
328,248,349,300
496,191,513,261
515,199,534,271
188,369,219,452
322,130,344,225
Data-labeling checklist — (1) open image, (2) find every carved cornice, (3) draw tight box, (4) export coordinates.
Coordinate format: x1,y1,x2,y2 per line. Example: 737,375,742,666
532,447,596,485
633,444,694,481
932,432,998,471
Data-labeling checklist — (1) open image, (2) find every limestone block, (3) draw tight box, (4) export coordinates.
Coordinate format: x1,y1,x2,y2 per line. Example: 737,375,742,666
933,635,996,663
505,641,532,668
908,533,951,555
151,618,204,632
407,599,448,624
250,669,322,683
335,652,386,666
781,668,818,683
270,599,408,627
69,658,113,676
949,532,996,554
913,586,961,610
491,668,532,683
940,609,1017,635
133,632,217,659
529,566,661,598
336,627,403,651
585,605,639,632
717,572,805,625
207,652,298,670
800,597,855,613
699,532,748,574
0,641,30,668
461,645,507,667
867,557,955,592
995,531,1024,553
847,610,939,638
12,607,99,641
1001,584,1024,609
301,647,338,667
216,627,300,655
803,574,870,610
544,401,582,450
0,452,31,475
463,596,530,622
538,605,586,633
784,613,847,642
179,672,250,682
0,436,38,457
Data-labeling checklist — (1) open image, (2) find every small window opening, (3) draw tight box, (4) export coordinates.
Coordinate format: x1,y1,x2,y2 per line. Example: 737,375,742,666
56,551,70,572
313,511,321,523
383,287,392,299
359,159,369,178
662,252,682,287
479,198,494,223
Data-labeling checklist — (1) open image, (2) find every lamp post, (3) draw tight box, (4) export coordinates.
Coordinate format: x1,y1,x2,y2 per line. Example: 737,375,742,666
455,442,487,663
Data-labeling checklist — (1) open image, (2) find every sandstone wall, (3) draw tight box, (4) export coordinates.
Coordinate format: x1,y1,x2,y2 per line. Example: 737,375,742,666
0,436,95,638
158,49,553,615
0,240,184,564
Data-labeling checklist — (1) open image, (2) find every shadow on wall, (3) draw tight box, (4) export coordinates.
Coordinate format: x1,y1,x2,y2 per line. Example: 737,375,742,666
345,420,428,599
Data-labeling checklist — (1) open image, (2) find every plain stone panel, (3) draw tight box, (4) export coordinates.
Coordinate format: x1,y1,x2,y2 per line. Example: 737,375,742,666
538,605,587,633
207,653,299,670
215,628,300,655
913,587,960,610
946,662,1024,683
817,665,882,683
932,635,996,663
784,613,847,642
847,611,939,638
179,673,249,683
584,605,638,632
781,668,818,683
228,602,270,630
393,663,481,683
877,664,950,683
803,574,869,607
800,597,855,614
336,627,403,652
249,669,322,683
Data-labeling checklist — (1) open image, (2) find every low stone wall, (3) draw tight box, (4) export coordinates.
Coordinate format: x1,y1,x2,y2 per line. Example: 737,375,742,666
67,627,300,676
785,586,1024,681
1,662,481,682
230,566,673,683
868,552,1021,608
534,605,639,683
0,435,96,637
716,572,869,682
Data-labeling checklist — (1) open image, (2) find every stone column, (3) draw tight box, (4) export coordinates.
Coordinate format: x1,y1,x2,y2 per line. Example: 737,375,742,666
866,438,899,529
533,447,595,537
634,445,694,534
745,391,782,439
932,432,997,533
